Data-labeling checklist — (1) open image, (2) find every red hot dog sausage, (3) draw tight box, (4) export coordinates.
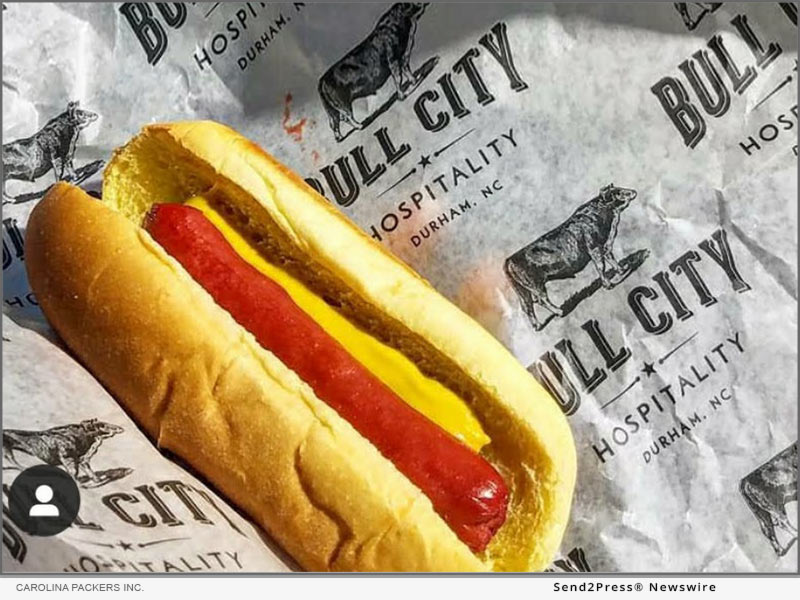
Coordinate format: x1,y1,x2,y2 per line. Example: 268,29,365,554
145,203,509,552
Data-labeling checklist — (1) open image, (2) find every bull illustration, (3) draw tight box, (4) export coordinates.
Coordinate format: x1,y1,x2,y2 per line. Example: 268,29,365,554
740,442,798,556
504,184,638,331
2,100,104,204
318,3,432,142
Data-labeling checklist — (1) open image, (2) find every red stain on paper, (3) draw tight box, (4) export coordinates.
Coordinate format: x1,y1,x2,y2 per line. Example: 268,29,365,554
454,256,511,338
311,150,321,165
282,93,307,142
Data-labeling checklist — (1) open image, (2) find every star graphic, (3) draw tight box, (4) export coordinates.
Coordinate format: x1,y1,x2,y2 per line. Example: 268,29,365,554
641,361,656,378
118,540,134,551
417,154,431,169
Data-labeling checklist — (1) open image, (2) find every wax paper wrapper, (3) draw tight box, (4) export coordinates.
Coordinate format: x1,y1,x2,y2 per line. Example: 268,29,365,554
2,2,798,572
1,314,293,573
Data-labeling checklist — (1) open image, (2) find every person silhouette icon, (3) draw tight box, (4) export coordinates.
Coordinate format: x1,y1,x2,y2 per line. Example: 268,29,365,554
10,465,79,535
28,484,60,518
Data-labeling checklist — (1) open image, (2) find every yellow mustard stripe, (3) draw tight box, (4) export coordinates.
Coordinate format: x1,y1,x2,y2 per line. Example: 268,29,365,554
186,196,490,452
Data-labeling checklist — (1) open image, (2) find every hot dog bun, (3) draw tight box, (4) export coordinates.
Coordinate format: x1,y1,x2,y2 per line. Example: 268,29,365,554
26,122,576,571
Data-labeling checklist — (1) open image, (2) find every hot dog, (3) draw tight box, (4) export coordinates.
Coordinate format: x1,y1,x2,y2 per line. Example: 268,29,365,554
144,202,508,552
25,121,576,571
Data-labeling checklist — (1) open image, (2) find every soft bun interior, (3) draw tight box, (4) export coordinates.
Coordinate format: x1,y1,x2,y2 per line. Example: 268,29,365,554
102,122,576,571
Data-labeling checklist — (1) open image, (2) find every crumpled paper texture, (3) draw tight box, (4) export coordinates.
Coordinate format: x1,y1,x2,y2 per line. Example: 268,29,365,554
3,2,797,572
2,315,292,573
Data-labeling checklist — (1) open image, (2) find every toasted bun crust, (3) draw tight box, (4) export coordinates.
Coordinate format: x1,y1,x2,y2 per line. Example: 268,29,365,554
26,122,576,571
27,184,484,572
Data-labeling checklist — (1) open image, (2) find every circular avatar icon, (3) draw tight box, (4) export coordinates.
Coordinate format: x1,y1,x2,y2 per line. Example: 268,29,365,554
8,465,81,536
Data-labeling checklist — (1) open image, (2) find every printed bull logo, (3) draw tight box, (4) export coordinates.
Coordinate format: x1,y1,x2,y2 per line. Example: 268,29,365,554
306,20,529,207
318,2,439,142
3,419,131,488
2,100,104,205
740,442,798,556
504,184,646,331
